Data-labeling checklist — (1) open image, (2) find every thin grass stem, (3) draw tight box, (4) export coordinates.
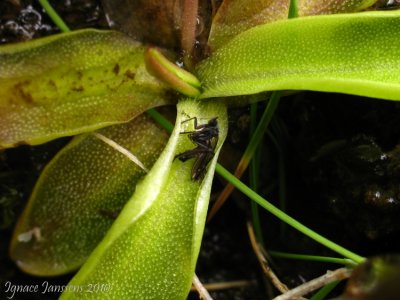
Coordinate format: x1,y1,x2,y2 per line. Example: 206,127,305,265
250,102,265,246
288,0,299,19
269,251,357,267
309,281,340,300
146,109,174,133
39,0,70,33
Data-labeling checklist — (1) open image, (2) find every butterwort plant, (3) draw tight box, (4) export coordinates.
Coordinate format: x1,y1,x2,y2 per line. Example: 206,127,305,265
1,0,400,299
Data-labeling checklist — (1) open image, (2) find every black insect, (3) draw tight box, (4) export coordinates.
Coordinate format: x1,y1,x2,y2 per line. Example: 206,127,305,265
175,117,219,181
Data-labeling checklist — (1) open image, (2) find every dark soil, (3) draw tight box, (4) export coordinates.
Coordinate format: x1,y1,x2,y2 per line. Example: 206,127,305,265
1,1,400,300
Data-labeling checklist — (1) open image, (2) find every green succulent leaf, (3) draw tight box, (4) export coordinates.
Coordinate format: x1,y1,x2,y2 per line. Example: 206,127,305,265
298,0,378,16
60,99,227,300
208,0,290,50
198,11,400,101
208,0,378,50
0,29,172,148
9,114,169,276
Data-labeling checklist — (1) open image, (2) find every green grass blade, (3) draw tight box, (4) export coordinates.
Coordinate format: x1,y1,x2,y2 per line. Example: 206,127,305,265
269,251,357,266
288,0,299,18
39,0,70,33
146,109,174,133
310,281,340,300
249,102,264,246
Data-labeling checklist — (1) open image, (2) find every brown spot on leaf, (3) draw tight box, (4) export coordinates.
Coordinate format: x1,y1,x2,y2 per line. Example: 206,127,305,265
77,71,83,80
113,63,120,75
71,86,84,92
14,80,34,104
48,80,57,88
124,70,136,79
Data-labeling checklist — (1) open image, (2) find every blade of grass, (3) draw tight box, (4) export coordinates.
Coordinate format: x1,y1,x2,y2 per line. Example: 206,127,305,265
146,108,175,133
249,102,264,246
269,251,357,267
270,118,289,233
309,281,340,300
39,0,70,33
288,0,299,18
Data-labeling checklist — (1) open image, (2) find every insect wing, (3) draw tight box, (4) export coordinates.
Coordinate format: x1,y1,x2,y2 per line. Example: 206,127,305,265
192,151,215,181
191,135,218,180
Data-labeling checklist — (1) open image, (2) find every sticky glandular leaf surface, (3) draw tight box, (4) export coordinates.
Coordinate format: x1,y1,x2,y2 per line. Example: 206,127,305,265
198,11,400,101
10,114,169,276
208,0,379,50
0,29,172,148
61,99,228,300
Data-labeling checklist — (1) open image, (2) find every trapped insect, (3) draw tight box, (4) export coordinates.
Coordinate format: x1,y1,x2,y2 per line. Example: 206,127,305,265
175,116,219,181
